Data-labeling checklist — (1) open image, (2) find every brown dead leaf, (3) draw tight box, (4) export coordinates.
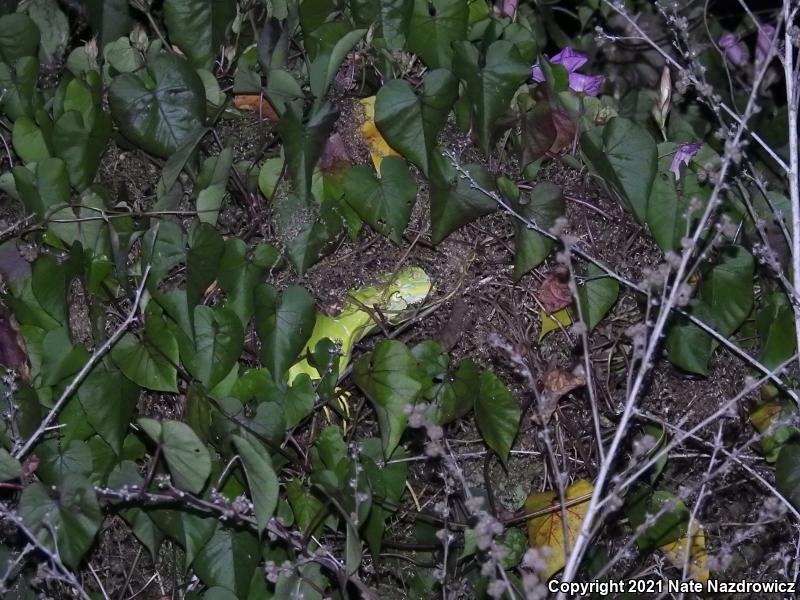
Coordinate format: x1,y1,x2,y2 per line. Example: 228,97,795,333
233,94,279,121
536,367,586,423
0,302,28,379
319,133,352,172
538,267,572,313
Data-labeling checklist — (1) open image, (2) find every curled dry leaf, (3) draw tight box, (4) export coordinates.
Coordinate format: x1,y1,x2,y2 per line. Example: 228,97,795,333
536,366,586,423
233,94,279,121
525,479,593,580
358,96,400,172
660,519,709,584
538,267,572,313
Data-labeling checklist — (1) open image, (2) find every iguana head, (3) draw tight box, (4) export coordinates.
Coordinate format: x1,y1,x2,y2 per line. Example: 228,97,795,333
349,266,432,322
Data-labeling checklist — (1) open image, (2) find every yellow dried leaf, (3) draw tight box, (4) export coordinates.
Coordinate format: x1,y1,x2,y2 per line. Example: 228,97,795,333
660,520,709,584
539,307,572,341
525,479,593,580
358,96,399,171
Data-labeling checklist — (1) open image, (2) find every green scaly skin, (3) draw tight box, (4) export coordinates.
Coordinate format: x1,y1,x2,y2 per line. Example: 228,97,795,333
288,266,431,383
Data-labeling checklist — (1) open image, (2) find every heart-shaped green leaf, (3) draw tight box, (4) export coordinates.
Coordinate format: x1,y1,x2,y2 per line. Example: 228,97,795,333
344,156,417,244
581,117,657,223
112,305,179,393
137,418,212,494
193,525,260,597
474,371,520,466
375,69,458,175
254,284,316,378
512,181,564,280
187,306,244,391
78,366,139,456
109,54,206,157
19,476,101,569
575,263,620,332
666,246,754,374
757,290,796,369
429,151,497,244
353,340,423,457
407,0,467,68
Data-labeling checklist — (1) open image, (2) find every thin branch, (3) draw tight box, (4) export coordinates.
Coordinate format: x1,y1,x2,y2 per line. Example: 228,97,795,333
13,266,151,459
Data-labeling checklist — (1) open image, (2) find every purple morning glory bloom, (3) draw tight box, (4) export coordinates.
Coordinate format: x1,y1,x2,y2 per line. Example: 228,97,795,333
756,24,777,64
531,48,603,96
718,33,749,66
569,72,605,96
670,143,702,179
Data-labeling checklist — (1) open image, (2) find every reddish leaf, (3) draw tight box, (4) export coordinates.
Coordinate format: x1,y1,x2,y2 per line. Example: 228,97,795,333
319,133,352,172
538,267,572,313
521,102,576,164
0,303,28,378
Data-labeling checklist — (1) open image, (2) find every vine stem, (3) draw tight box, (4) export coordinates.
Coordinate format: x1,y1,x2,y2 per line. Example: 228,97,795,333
783,0,800,371
13,266,151,460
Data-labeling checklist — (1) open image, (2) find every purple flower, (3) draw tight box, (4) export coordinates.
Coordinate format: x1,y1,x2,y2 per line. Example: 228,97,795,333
718,33,749,66
569,72,605,96
756,24,777,64
670,143,702,179
531,47,604,96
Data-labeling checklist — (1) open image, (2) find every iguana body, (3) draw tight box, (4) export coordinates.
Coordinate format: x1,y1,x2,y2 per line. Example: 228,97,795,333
288,266,431,382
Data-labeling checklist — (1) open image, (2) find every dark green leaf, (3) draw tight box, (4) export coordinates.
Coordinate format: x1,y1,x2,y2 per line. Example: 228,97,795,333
0,14,39,63
254,285,316,379
13,158,70,219
52,109,112,191
580,118,657,223
78,366,139,455
309,29,366,101
82,0,132,45
757,290,796,369
374,69,458,175
193,525,260,597
163,0,236,67
353,340,423,456
138,418,212,494
513,181,564,280
344,156,417,244
109,54,206,157
277,103,337,201
407,0,468,69
453,40,531,154
112,306,179,393
474,371,519,465
195,149,233,226
187,221,224,311
19,477,101,569
776,442,800,511
626,487,688,550
429,151,497,244
188,306,244,391
232,435,279,533
575,263,620,332
0,448,21,481
666,246,754,374
351,0,413,49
